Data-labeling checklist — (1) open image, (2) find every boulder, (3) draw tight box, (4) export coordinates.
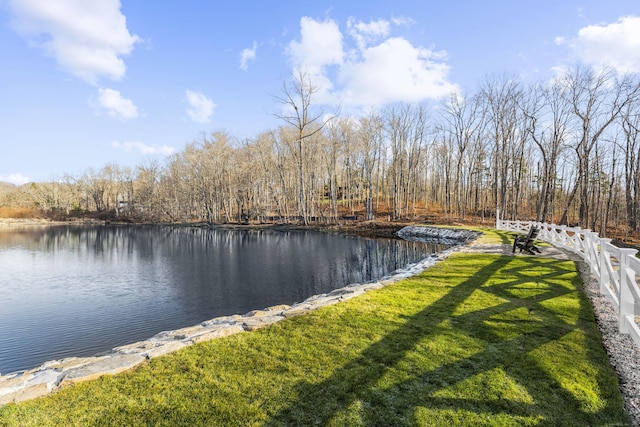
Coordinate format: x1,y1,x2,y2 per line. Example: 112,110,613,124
0,383,50,405
59,354,145,387
190,324,245,343
242,315,285,332
115,340,189,359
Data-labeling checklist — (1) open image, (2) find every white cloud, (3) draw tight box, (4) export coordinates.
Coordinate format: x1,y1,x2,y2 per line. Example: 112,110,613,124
9,0,140,84
567,16,640,73
391,16,416,27
285,16,344,103
111,141,175,156
95,88,138,120
240,41,257,70
0,173,31,185
185,90,215,123
285,16,457,108
340,37,457,106
287,17,344,70
347,17,390,50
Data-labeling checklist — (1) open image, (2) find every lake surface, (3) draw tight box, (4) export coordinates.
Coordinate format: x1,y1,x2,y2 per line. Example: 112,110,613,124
0,225,447,374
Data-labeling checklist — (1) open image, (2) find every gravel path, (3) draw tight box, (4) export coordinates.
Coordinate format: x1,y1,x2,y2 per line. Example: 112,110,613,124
466,241,640,426
578,259,640,426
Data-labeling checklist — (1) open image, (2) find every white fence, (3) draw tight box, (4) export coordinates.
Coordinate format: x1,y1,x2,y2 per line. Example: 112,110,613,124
497,216,640,349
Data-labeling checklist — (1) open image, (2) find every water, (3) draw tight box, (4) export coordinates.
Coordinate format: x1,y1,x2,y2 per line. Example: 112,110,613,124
0,225,447,374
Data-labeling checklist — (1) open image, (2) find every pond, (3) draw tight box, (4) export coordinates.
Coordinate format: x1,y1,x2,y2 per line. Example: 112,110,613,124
0,225,448,374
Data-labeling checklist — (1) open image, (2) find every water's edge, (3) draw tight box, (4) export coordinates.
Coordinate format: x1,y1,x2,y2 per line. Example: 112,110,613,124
0,226,480,405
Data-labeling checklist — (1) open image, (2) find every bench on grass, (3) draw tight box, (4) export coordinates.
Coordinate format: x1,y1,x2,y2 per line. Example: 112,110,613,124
512,225,541,255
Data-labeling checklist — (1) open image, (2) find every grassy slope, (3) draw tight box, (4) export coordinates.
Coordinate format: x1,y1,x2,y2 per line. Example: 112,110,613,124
0,229,628,426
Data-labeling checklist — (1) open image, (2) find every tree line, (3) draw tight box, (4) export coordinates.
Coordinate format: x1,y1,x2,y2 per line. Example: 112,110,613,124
4,66,640,238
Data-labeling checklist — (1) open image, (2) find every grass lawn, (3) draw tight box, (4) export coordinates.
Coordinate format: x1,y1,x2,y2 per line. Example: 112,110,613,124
0,229,629,426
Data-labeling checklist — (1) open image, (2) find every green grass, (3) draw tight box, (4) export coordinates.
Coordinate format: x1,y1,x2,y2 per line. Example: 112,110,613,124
0,232,629,426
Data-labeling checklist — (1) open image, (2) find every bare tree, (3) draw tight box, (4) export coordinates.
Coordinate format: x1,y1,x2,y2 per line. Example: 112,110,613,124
274,70,335,225
356,113,384,220
441,90,485,218
620,97,640,234
559,66,638,226
480,75,525,219
522,81,571,222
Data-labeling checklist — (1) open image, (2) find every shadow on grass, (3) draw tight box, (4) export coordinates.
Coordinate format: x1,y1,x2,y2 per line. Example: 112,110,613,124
496,229,514,245
266,254,627,426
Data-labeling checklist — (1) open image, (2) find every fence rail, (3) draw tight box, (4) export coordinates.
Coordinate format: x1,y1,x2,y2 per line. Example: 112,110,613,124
497,216,640,349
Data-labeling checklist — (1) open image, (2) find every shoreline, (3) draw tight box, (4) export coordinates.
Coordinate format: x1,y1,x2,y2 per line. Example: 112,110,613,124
0,217,409,239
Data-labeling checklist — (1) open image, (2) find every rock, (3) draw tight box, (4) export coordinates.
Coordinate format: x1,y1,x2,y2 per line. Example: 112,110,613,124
336,289,365,302
307,295,341,307
395,226,481,244
25,369,61,387
153,325,205,341
244,309,268,317
263,304,291,312
190,324,245,343
201,315,242,327
59,354,145,387
281,304,313,318
327,287,357,297
0,383,51,405
243,315,285,332
0,375,27,401
115,340,189,359
40,357,96,372
143,341,190,358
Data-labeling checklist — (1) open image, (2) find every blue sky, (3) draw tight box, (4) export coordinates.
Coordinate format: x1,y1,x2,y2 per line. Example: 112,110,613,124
1,0,640,184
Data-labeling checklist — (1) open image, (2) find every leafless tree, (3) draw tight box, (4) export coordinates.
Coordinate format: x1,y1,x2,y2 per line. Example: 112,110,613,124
273,70,336,225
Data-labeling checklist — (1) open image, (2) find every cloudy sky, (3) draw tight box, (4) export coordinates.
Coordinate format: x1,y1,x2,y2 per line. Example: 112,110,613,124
1,0,640,184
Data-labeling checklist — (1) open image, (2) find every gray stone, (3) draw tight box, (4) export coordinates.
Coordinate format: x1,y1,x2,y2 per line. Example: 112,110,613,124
243,315,286,332
263,304,291,312
281,304,313,318
395,226,481,245
143,341,190,358
201,315,242,327
307,295,342,307
25,369,61,387
336,289,366,301
59,354,145,386
190,324,245,343
327,287,357,297
0,383,51,405
40,357,96,372
115,340,189,359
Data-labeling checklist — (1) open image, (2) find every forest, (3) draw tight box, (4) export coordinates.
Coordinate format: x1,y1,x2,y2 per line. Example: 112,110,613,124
2,65,640,240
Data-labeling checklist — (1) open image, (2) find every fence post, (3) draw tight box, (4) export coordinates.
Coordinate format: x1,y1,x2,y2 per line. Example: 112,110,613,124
598,238,612,296
618,248,639,334
578,228,590,261
586,231,599,277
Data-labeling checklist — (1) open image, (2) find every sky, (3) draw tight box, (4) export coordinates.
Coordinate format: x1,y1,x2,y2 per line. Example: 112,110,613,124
1,0,640,184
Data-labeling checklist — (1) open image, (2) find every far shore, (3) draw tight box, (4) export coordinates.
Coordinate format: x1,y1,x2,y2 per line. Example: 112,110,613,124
0,217,417,240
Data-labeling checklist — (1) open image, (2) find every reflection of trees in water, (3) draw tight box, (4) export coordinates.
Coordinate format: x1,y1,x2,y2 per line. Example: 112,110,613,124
0,226,444,289
0,225,446,325
0,226,445,292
